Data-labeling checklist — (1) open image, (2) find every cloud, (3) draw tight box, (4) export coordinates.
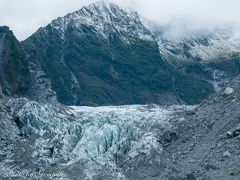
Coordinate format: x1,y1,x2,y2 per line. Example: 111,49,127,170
0,0,240,40
0,0,97,40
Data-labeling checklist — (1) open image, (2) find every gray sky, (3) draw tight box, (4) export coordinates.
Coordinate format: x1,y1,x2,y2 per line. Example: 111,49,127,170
1,0,240,40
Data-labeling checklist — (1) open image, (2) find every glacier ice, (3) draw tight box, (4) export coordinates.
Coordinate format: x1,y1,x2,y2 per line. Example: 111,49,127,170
0,98,195,179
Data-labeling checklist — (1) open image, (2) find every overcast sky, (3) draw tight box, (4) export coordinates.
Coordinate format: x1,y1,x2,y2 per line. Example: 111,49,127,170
1,0,240,40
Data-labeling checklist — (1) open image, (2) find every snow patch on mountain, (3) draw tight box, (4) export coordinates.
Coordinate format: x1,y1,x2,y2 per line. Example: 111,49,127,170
208,69,228,92
190,36,240,61
149,21,240,62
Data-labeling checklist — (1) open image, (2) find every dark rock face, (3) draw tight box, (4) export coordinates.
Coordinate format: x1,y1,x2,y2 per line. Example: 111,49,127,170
0,26,57,104
21,2,214,106
0,26,29,96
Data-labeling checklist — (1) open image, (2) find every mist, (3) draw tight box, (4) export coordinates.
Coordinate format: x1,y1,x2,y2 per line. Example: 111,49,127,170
1,0,240,40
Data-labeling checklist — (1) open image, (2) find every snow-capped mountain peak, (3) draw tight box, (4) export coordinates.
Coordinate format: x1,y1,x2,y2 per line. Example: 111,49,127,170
49,1,154,42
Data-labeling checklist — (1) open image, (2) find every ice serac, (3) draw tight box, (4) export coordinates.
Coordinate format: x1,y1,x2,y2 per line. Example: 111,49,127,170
22,1,214,106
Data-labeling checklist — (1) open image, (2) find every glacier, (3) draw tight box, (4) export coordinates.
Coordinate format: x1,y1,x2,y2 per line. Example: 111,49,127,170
0,97,194,179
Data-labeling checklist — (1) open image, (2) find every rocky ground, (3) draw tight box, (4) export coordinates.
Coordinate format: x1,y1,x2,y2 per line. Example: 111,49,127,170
138,76,240,180
120,75,240,180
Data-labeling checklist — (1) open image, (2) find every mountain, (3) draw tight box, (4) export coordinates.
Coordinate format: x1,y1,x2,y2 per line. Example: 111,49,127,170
3,1,240,106
21,1,214,106
146,20,240,91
